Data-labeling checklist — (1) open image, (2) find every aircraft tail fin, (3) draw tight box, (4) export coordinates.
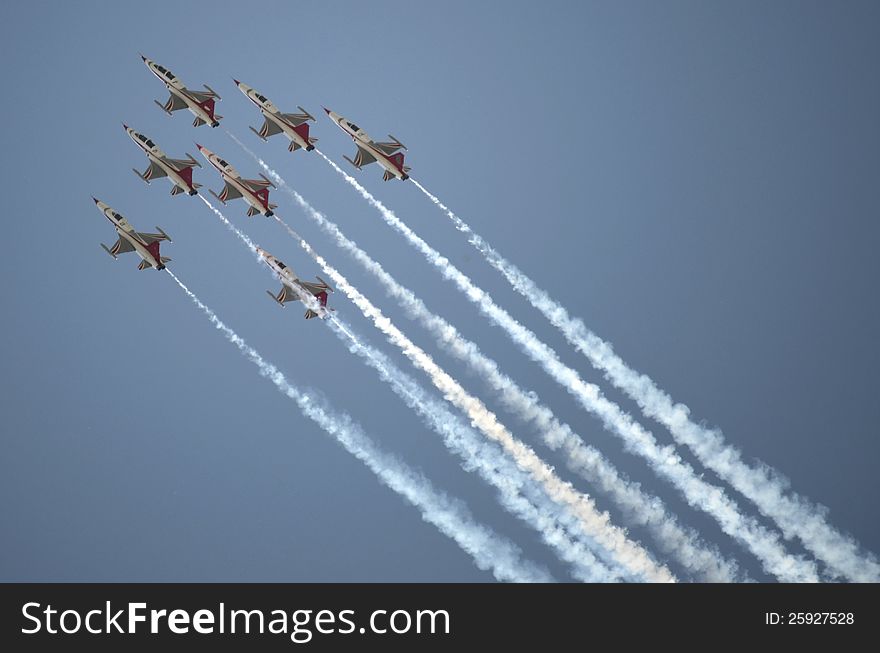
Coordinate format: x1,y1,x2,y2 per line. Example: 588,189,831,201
292,122,311,145
388,152,406,168
145,241,162,262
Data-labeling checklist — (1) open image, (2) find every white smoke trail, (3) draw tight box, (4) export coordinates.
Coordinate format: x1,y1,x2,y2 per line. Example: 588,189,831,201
325,314,621,582
195,179,620,581
315,152,818,582
267,210,674,584
411,182,880,583
198,195,260,257
247,157,741,582
164,270,553,583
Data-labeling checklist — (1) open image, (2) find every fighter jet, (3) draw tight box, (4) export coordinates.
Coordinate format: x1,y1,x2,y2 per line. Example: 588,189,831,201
196,144,278,217
257,247,334,320
324,108,411,181
141,54,222,128
124,124,201,196
93,198,171,271
234,80,318,153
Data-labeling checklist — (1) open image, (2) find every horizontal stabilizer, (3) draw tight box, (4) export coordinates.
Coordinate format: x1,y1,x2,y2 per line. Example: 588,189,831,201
304,309,319,320
138,259,151,271
171,185,184,196
383,170,394,181
193,116,206,128
247,206,259,217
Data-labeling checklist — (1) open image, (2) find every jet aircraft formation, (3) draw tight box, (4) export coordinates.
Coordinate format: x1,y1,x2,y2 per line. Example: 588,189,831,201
94,55,413,318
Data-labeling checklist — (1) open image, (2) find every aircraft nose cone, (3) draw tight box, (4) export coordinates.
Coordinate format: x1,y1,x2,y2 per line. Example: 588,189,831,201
233,78,240,86
195,143,203,150
122,123,128,130
322,106,330,115
92,197,99,204
139,53,147,62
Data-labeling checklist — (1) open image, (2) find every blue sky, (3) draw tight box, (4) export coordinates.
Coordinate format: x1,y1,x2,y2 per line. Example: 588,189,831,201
1,1,878,581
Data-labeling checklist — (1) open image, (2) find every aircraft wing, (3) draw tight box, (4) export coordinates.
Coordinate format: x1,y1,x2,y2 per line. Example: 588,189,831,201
272,284,302,306
257,116,283,139
373,141,403,156
107,236,136,257
217,181,243,203
136,230,171,245
140,160,168,182
161,156,198,171
281,111,311,126
352,145,377,168
241,177,272,192
161,93,188,113
187,89,218,103
299,279,332,296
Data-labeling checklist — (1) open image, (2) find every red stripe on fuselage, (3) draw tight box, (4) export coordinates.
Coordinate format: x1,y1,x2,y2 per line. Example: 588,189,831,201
145,240,161,263
253,187,270,209
292,122,310,142
176,165,193,187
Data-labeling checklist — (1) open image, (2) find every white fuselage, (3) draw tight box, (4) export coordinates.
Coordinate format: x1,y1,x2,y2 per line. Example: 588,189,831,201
126,128,197,194
143,57,216,127
239,84,312,151
199,147,270,215
95,200,160,269
266,110,310,151
257,248,327,315
326,110,406,180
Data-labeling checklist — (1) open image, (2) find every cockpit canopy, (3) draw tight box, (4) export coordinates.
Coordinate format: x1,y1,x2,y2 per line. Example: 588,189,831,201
276,261,287,270
255,93,269,103
347,122,360,132
217,158,230,168
155,64,176,81
137,134,156,148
